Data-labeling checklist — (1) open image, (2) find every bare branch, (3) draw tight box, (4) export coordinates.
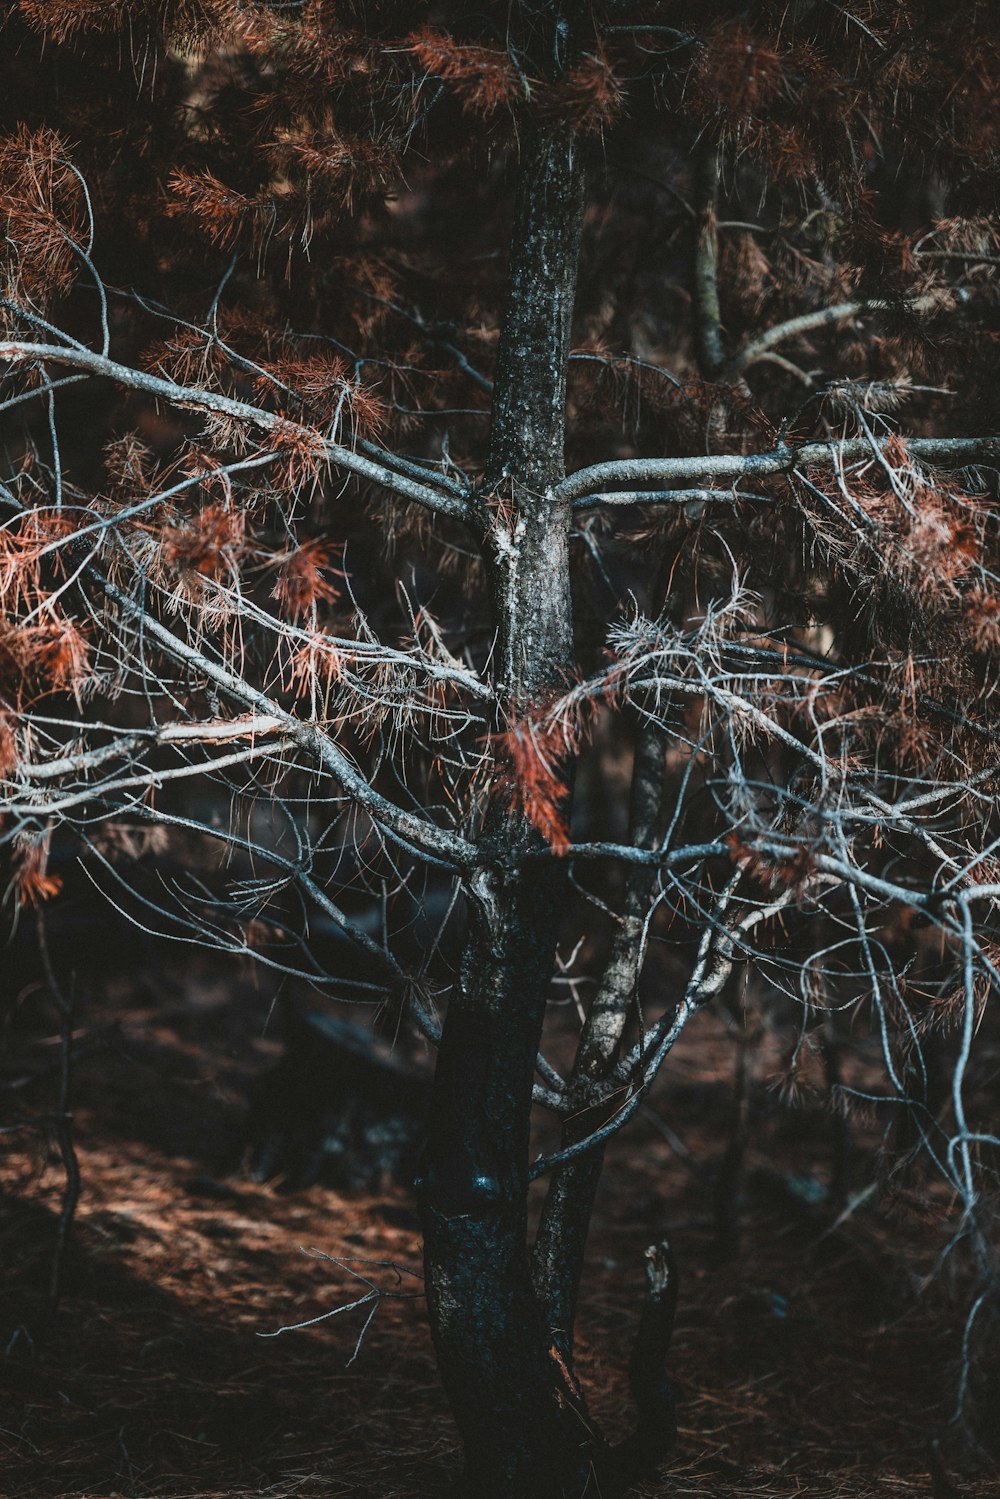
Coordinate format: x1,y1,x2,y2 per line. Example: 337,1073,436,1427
0,339,475,523
97,572,480,871
726,294,942,378
558,434,1000,506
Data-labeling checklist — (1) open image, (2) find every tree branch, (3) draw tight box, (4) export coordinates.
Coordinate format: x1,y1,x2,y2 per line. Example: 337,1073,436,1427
0,340,474,524
558,434,1000,506
97,573,480,871
726,293,943,378
532,716,669,1350
571,487,772,511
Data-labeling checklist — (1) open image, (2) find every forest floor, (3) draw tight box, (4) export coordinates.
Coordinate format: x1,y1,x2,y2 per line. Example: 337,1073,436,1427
1,941,998,1499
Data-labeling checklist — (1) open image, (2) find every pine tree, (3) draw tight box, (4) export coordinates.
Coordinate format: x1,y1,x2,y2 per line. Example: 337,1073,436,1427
2,4,1000,1494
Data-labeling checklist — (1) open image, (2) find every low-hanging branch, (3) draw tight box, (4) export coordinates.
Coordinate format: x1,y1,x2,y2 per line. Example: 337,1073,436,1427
79,789,566,1105
96,571,481,872
0,473,481,871
0,339,475,524
6,736,299,820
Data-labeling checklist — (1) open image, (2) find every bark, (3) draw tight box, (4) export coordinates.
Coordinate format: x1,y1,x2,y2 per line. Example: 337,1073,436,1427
532,552,679,1374
532,722,667,1360
693,142,724,382
418,118,592,1499
531,721,680,1494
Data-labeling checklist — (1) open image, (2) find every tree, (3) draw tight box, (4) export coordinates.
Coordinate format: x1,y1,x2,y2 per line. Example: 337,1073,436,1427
2,2,1000,1494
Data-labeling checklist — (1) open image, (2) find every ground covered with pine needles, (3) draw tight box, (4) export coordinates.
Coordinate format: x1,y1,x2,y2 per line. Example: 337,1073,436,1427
1,952,996,1499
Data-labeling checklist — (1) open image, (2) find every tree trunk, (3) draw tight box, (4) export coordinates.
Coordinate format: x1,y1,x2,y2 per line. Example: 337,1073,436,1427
532,722,669,1359
418,120,593,1499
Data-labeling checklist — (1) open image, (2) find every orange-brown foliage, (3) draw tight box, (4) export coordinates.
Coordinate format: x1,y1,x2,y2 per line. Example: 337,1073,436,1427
161,503,246,580
688,26,788,133
255,353,384,435
10,835,63,906
407,29,522,117
494,719,572,853
166,170,276,254
270,538,343,617
0,712,18,775
539,46,624,135
0,125,87,307
15,0,131,43
0,613,91,708
263,420,333,494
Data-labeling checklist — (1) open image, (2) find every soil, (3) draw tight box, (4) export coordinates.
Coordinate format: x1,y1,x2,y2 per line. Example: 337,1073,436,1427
1,939,997,1499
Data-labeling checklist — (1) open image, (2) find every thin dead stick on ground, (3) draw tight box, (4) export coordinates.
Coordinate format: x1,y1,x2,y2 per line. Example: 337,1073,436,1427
261,1252,424,1367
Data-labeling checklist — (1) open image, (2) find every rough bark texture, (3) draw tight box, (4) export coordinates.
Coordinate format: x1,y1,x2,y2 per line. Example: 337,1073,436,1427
483,117,584,701
693,143,724,382
418,120,592,1499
